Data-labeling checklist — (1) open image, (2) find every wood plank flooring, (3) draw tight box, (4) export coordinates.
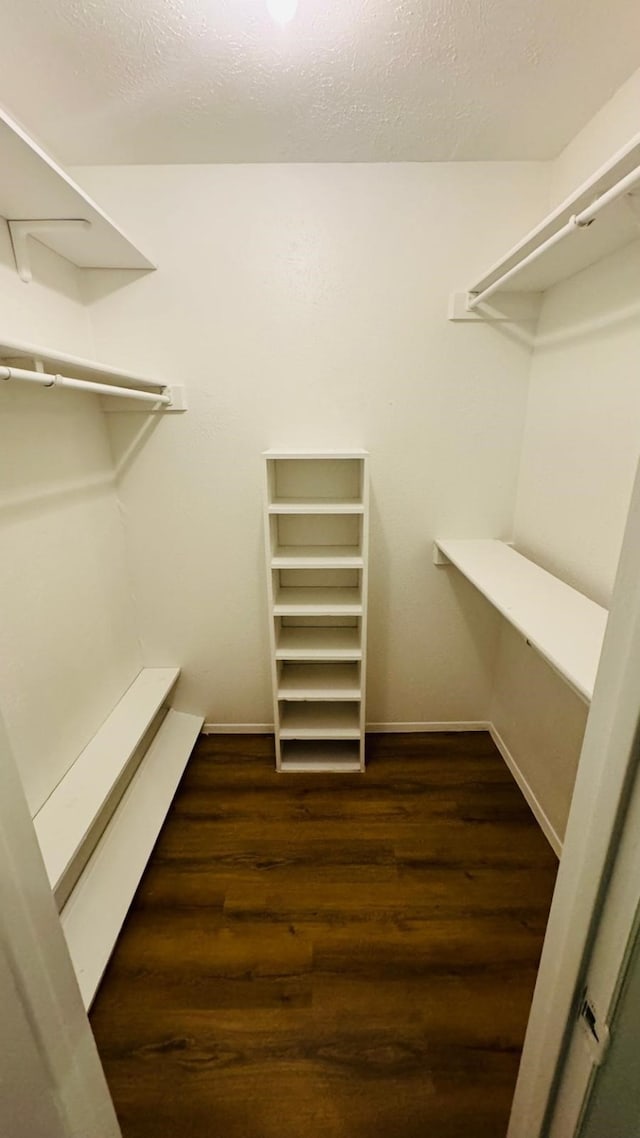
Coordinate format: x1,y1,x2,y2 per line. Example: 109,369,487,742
90,732,558,1138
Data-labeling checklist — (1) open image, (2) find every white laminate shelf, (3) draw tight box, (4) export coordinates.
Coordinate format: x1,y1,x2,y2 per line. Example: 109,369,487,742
280,702,361,738
61,708,203,1009
269,498,364,515
278,663,361,700
34,668,180,908
274,586,363,615
0,334,166,392
463,133,640,300
275,627,362,661
263,450,369,460
435,539,608,703
0,108,154,272
271,545,364,568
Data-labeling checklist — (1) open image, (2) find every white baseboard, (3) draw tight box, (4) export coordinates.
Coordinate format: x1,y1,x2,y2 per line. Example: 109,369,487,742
488,723,563,857
366,721,490,733
202,720,490,735
202,723,273,734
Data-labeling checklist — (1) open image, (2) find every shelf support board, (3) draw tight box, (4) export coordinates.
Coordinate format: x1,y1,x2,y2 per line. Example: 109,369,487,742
9,219,91,283
100,384,188,413
448,291,542,323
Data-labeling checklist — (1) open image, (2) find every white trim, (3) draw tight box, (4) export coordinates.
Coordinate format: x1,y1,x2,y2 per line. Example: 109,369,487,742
489,724,563,857
366,720,490,733
202,720,491,735
202,722,274,734
0,710,121,1136
509,456,640,1138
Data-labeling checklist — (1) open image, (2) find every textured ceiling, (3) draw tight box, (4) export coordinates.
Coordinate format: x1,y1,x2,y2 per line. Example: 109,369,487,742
0,0,638,163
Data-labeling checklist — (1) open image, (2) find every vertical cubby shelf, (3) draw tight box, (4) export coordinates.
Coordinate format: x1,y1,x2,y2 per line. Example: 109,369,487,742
263,451,370,773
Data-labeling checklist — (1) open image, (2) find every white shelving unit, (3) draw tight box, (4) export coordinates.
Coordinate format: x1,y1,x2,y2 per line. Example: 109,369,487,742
450,132,640,317
0,107,155,278
264,451,369,773
434,539,608,703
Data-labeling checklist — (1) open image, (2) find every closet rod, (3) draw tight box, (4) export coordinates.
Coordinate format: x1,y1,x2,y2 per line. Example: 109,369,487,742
0,365,172,405
467,162,640,310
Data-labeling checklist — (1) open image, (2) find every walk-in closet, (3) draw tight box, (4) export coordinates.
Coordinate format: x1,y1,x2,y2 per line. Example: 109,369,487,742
1,3,640,1137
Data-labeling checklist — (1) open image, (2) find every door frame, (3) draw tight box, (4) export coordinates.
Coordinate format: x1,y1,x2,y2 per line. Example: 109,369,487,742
508,456,640,1137
0,711,121,1138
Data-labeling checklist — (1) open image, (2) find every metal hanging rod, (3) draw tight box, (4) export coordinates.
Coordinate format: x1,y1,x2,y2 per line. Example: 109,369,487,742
467,163,640,310
0,365,172,406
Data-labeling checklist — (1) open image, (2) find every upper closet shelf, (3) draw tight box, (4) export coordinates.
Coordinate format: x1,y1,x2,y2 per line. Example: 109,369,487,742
0,333,186,410
434,539,608,703
0,334,161,388
0,108,155,278
263,449,369,460
451,132,640,317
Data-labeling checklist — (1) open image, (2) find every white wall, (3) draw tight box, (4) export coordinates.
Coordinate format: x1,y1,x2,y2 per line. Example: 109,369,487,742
550,65,640,206
75,161,548,728
0,221,142,815
490,79,640,844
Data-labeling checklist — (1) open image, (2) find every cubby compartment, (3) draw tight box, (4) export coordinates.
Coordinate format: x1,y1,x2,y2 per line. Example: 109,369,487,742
279,701,361,737
275,617,362,660
273,567,363,615
263,451,369,772
267,456,365,511
270,513,363,566
278,662,361,700
279,739,361,773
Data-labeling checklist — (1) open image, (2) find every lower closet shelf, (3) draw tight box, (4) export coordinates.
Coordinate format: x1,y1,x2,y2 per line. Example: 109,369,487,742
34,666,180,909
279,701,361,738
60,708,203,1010
280,739,361,773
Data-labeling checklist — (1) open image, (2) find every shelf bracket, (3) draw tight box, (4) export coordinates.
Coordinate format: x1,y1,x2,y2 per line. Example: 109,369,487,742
433,542,451,565
448,291,542,322
9,219,91,283
100,384,188,413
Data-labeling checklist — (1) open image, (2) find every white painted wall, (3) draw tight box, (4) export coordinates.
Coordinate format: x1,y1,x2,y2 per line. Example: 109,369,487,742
490,77,640,844
75,161,548,728
0,221,142,815
550,65,640,206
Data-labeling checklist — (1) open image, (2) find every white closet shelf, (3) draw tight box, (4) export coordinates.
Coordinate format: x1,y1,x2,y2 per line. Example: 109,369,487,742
435,539,608,703
61,708,203,1009
263,449,369,460
0,334,166,391
280,702,361,738
269,498,364,515
278,663,361,700
280,740,361,773
454,132,640,308
34,668,180,908
0,108,154,273
274,586,363,616
275,627,362,661
271,545,363,568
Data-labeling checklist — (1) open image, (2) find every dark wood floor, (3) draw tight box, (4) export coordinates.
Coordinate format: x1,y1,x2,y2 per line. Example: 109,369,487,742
91,733,558,1138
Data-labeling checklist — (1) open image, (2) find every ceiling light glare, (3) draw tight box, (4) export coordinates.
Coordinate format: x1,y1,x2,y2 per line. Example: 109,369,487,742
266,0,298,24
